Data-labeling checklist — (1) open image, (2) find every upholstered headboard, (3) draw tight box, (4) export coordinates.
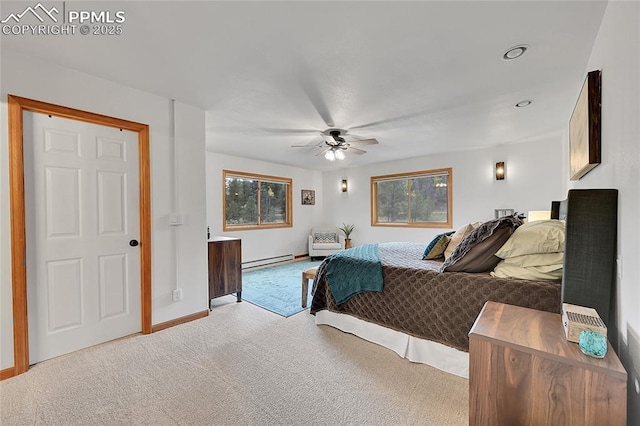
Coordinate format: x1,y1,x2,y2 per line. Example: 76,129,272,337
551,189,618,332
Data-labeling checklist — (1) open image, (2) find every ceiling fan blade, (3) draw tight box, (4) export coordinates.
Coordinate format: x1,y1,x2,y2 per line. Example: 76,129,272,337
291,142,324,148
259,127,320,134
345,147,367,155
324,134,337,144
349,109,426,131
347,138,378,146
290,135,324,148
294,57,335,128
207,125,319,136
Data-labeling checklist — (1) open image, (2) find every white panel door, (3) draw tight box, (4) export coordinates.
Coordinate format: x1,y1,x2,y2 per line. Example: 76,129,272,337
24,112,141,364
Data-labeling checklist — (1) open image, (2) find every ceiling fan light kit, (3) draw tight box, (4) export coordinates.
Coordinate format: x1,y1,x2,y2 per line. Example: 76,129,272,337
292,128,379,162
324,147,346,161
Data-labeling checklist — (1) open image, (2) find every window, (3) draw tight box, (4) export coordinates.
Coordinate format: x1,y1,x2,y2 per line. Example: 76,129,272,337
371,168,452,228
223,170,292,230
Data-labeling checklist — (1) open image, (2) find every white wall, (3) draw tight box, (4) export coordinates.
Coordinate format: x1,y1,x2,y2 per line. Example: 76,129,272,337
321,134,565,246
0,64,13,370
205,152,324,263
0,50,208,370
565,1,640,418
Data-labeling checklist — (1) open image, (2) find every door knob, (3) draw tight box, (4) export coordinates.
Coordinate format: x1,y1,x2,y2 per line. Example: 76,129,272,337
129,239,139,247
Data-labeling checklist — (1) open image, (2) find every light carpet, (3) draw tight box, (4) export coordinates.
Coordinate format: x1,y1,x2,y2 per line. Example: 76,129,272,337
0,296,468,425
241,260,322,317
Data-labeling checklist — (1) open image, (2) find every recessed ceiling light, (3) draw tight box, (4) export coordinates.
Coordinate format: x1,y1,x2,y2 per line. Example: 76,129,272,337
502,45,528,61
515,100,532,108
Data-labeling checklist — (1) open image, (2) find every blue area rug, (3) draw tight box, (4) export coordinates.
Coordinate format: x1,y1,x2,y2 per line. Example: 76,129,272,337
241,260,322,317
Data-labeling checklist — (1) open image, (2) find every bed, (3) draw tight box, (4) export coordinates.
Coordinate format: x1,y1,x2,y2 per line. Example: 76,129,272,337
310,190,618,378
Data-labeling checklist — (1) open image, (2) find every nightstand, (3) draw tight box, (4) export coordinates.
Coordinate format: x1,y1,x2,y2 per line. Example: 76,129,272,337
469,301,627,425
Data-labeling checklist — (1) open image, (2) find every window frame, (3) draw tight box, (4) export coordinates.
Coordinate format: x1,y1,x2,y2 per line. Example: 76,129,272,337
223,170,293,231
370,168,453,228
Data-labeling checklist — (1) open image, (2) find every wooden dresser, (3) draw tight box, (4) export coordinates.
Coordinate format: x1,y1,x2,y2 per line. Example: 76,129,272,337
207,237,242,308
469,301,627,426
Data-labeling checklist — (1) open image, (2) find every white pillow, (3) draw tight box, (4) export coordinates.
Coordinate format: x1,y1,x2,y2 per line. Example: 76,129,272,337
491,261,563,280
495,220,565,259
502,252,565,268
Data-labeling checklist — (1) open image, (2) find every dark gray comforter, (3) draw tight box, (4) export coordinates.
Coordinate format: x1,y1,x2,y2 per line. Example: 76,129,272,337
310,242,561,352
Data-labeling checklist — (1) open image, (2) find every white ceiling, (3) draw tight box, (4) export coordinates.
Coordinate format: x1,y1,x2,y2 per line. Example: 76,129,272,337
1,1,608,170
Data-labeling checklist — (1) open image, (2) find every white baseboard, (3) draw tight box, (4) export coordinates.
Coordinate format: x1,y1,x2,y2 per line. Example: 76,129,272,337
242,254,295,269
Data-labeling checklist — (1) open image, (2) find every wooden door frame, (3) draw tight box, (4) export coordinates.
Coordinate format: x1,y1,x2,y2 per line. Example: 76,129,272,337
7,95,152,376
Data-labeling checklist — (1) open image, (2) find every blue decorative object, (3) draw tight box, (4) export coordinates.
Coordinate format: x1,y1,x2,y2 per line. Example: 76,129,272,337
422,231,454,259
579,330,607,358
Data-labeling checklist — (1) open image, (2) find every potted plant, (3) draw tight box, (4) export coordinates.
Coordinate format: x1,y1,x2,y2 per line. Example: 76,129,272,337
339,223,355,249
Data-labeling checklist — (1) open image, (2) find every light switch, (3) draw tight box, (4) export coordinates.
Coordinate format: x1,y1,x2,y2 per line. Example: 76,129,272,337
169,213,183,226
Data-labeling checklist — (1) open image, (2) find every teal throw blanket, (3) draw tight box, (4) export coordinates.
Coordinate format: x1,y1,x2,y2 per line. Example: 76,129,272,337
325,244,383,305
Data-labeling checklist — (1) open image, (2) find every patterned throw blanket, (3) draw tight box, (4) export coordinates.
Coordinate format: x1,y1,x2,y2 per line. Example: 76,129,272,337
325,244,383,304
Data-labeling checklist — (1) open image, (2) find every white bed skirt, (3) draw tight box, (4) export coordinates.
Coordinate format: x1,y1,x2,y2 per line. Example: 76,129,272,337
315,310,469,378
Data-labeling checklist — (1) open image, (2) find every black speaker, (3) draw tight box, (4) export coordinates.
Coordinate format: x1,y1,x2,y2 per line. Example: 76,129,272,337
561,189,618,329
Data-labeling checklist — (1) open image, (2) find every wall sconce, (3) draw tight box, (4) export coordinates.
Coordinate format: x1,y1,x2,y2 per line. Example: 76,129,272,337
341,179,348,192
495,162,505,180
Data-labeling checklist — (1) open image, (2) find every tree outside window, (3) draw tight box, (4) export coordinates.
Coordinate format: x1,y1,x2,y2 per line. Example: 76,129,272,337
371,168,452,228
224,170,292,230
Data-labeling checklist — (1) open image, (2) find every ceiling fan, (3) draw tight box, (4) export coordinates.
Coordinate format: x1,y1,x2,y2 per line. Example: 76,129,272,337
292,129,379,161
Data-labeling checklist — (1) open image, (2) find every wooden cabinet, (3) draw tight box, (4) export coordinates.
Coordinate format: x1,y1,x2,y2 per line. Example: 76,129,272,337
208,237,242,307
469,301,627,426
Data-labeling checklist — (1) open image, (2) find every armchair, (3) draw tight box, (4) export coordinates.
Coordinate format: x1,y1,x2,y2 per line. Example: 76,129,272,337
308,227,344,260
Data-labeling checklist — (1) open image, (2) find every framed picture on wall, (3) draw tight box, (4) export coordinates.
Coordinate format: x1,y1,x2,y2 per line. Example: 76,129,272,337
301,189,315,205
569,70,601,181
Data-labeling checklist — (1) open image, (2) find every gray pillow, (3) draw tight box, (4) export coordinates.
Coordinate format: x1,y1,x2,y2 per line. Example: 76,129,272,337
314,232,338,243
441,216,523,273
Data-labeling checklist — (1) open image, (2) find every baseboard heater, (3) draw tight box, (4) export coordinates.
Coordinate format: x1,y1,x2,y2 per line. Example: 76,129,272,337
242,254,294,269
